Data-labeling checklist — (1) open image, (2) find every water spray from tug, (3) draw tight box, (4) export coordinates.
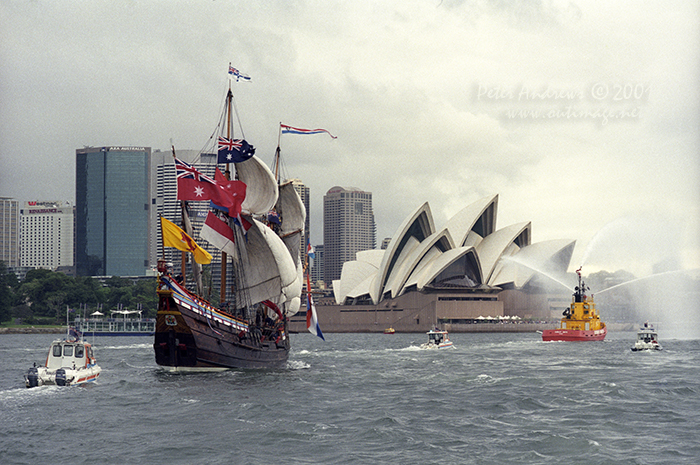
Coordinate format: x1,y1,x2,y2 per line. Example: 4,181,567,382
576,217,700,340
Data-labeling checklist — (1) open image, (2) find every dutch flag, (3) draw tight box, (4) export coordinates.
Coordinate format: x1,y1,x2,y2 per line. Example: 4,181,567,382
281,124,337,139
306,292,325,341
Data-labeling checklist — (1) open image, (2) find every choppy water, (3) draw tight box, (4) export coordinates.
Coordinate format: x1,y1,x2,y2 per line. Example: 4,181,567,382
1,331,699,464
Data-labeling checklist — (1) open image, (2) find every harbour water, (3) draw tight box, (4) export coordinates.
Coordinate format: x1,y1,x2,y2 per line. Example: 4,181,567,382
1,331,699,464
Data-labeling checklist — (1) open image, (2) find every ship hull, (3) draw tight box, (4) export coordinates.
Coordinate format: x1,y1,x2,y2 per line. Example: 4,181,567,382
154,278,289,370
542,327,607,342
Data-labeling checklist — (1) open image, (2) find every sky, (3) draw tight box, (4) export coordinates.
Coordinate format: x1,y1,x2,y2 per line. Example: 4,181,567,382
2,0,699,279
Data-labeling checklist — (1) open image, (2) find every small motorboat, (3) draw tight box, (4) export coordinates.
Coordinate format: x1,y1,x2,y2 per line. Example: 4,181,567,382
25,328,101,388
631,322,662,351
384,327,395,334
421,328,453,349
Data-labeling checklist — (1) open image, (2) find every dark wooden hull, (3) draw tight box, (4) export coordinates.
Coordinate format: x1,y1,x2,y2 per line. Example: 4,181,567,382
154,277,289,370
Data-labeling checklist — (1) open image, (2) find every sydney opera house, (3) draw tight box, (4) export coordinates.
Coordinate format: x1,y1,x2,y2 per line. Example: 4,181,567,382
310,194,576,333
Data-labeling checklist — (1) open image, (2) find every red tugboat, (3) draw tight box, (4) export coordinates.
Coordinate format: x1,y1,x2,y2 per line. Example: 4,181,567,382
542,268,607,342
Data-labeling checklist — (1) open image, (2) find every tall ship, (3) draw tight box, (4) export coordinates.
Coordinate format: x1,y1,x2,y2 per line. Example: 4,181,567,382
154,71,307,370
542,268,607,342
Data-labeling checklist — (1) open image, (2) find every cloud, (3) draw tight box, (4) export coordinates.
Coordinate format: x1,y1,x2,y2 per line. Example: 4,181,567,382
1,0,698,274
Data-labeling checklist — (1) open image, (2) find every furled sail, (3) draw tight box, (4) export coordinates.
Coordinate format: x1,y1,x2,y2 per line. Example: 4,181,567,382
235,155,278,215
236,218,300,316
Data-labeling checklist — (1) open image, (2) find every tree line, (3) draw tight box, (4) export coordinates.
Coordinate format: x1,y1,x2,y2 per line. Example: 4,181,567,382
0,261,158,325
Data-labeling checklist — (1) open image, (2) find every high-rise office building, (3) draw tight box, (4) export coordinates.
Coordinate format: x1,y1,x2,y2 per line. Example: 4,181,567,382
290,178,310,254
20,201,74,269
310,243,324,286
75,146,152,276
323,186,375,287
0,197,20,267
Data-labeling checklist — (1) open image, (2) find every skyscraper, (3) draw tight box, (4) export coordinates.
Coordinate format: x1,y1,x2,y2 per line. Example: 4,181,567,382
20,201,74,269
310,243,324,286
290,178,310,256
75,146,152,276
323,186,375,287
0,197,20,267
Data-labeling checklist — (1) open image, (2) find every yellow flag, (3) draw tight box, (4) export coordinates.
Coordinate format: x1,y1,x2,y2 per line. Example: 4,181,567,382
160,217,212,264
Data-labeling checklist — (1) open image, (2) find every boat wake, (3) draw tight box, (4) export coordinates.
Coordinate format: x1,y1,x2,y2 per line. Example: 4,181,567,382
0,384,63,411
397,345,424,352
99,343,152,350
287,360,310,370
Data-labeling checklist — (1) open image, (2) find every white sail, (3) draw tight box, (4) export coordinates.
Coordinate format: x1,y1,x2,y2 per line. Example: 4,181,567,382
285,257,303,317
235,155,279,215
276,181,306,317
276,181,306,266
277,181,306,235
237,218,300,315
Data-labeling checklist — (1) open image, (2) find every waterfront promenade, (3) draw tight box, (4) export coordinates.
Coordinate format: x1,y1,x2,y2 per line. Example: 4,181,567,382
2,322,635,335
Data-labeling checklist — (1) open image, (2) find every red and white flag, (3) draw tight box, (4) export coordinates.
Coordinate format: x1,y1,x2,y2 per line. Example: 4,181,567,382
200,212,236,256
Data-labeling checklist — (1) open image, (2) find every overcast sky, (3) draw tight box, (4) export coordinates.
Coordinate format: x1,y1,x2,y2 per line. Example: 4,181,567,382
2,0,698,277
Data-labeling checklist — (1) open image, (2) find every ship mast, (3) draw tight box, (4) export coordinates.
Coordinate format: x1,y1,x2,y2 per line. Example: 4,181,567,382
220,85,233,304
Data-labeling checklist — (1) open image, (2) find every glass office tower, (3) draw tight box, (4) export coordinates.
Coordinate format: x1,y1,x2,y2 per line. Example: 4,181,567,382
0,197,20,267
75,146,152,276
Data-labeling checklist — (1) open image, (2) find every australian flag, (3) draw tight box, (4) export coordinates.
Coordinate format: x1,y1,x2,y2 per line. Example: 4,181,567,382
217,136,255,164
267,210,280,225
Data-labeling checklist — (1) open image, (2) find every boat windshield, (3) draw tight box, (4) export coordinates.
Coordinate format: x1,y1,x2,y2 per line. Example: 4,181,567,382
63,345,73,357
52,345,61,357
75,345,84,358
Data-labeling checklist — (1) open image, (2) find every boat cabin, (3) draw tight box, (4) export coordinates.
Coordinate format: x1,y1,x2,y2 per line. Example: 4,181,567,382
45,341,95,370
427,330,448,345
637,330,658,344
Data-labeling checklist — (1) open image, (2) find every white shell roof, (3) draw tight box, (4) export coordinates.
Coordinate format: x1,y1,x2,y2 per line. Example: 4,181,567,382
335,194,573,305
355,249,385,268
414,246,481,290
401,245,448,292
334,259,380,304
445,194,498,247
476,222,531,284
384,228,455,299
370,202,434,304
490,239,576,288
345,274,376,301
